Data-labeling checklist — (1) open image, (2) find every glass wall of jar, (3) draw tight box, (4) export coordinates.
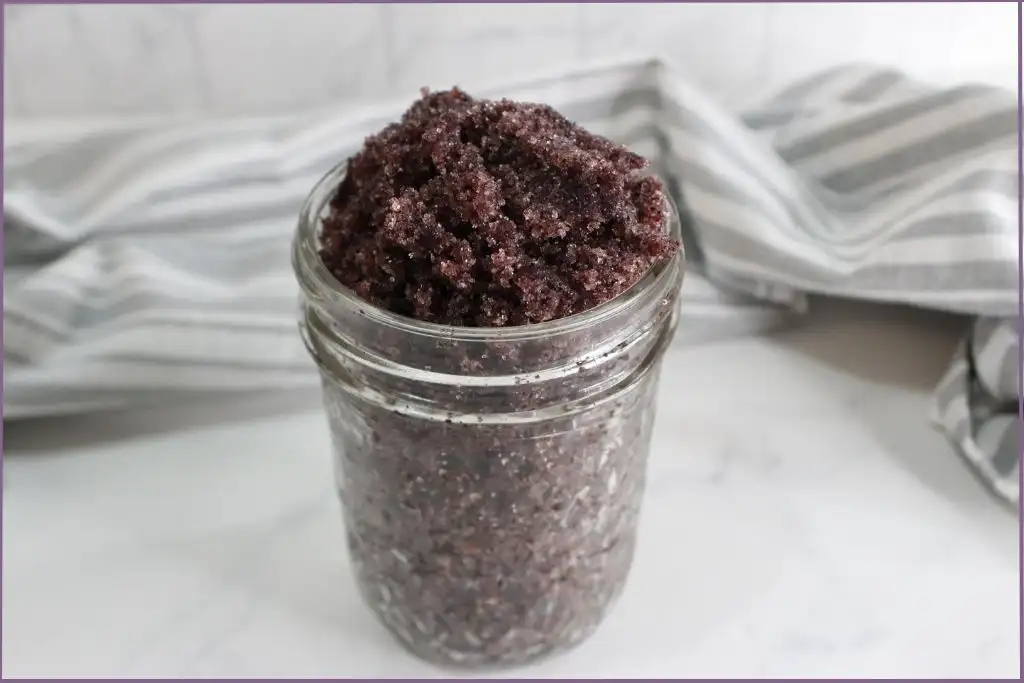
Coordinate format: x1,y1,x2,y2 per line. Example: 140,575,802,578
293,162,685,669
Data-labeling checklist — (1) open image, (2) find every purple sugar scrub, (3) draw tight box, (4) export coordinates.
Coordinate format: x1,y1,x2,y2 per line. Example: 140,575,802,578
319,87,677,327
293,87,684,669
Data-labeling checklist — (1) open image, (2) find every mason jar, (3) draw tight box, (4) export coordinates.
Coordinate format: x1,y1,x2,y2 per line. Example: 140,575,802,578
292,161,685,669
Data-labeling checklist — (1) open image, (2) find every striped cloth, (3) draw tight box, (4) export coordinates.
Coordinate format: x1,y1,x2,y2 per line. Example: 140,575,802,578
3,58,1019,507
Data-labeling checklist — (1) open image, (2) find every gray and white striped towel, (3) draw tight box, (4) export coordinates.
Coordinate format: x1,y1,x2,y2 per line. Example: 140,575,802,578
3,58,1019,507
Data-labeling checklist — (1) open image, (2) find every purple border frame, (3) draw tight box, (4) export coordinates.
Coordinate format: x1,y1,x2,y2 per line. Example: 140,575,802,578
1018,1,1023,678
2,2,7,677
0,1,1021,679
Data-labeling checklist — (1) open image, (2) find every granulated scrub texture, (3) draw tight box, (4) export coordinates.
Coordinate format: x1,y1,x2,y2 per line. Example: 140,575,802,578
305,87,682,669
320,362,663,668
318,87,677,327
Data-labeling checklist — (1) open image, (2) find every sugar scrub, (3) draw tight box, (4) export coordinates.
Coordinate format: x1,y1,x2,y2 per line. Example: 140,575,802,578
319,87,677,327
294,87,683,669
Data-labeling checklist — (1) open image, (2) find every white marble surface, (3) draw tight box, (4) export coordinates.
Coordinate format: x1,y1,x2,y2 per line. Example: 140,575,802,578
3,300,1019,678
4,3,1017,120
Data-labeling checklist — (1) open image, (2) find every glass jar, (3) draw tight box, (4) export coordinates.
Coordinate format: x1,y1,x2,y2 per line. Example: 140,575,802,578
292,161,685,669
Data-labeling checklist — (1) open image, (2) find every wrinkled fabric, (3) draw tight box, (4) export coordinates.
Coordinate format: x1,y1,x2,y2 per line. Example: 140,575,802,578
3,58,1018,506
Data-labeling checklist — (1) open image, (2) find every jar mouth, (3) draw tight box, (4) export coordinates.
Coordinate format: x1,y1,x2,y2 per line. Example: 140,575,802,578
292,160,684,343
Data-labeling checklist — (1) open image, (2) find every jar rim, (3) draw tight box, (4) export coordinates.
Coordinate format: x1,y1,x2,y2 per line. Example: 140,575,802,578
292,160,684,343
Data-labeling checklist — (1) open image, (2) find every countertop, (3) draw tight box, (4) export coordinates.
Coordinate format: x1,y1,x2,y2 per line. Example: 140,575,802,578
3,299,1019,678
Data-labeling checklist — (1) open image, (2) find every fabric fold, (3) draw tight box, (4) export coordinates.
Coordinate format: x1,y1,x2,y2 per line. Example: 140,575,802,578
3,58,1018,506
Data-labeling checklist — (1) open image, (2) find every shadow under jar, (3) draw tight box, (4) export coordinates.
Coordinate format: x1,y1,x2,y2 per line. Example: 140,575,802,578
293,161,685,669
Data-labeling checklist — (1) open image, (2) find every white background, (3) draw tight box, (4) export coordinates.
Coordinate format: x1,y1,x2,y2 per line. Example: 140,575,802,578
4,2,1018,120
